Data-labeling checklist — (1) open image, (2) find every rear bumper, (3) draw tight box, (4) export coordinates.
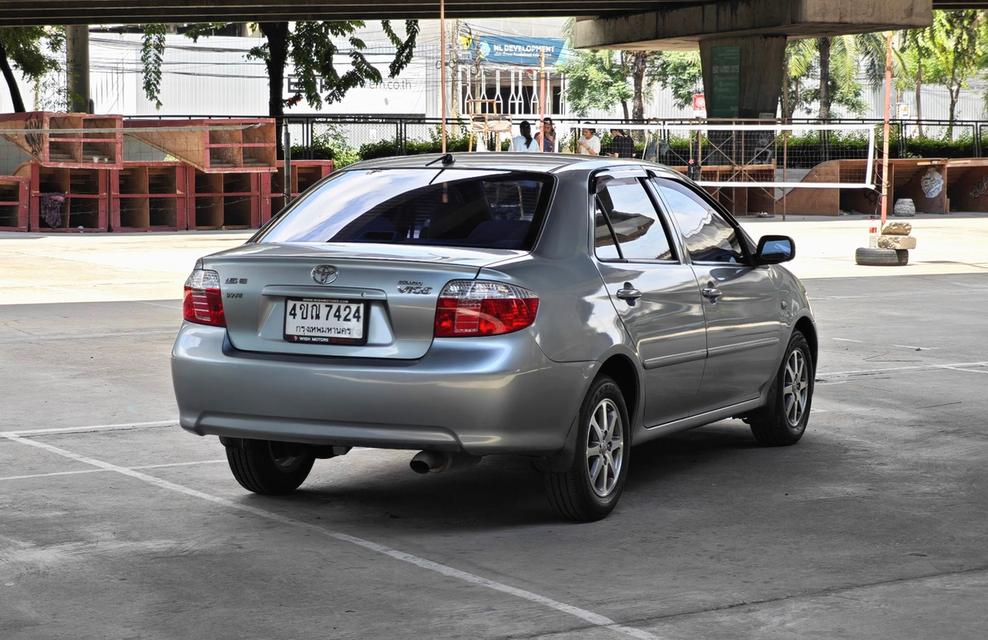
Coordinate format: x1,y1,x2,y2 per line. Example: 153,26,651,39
171,324,594,456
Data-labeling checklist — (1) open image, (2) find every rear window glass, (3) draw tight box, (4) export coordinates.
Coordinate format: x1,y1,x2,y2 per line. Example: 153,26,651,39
257,169,553,250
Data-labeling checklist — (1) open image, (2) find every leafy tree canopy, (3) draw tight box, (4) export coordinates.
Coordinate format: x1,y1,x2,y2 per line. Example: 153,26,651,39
557,50,632,117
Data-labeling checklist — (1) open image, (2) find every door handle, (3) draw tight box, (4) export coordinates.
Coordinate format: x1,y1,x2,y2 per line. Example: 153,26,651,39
616,284,642,306
701,286,723,301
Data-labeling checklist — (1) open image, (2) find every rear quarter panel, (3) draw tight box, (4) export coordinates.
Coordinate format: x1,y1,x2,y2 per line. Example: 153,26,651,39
480,171,628,364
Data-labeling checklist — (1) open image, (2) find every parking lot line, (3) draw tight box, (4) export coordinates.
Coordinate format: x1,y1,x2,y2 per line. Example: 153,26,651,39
943,367,988,375
0,459,225,482
1,433,660,640
818,361,988,380
0,419,177,437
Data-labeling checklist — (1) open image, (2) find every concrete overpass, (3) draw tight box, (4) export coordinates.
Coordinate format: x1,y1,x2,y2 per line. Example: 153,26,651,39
0,0,982,25
1,0,983,120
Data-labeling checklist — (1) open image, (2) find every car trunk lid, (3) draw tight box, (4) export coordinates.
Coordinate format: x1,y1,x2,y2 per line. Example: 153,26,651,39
203,242,524,359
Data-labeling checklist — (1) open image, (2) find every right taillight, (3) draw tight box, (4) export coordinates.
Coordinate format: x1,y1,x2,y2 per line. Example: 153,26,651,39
182,268,226,327
434,280,539,337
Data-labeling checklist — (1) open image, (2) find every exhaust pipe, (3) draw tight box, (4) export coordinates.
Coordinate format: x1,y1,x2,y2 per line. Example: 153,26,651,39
409,450,480,474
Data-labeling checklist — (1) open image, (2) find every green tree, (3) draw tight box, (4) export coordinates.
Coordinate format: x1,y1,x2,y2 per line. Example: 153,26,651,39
557,49,632,118
0,27,63,112
917,11,984,134
782,36,865,120
140,24,167,109
650,51,702,110
186,20,418,150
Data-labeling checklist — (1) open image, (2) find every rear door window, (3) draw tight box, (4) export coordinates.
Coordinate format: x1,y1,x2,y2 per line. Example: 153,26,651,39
593,178,675,262
258,169,552,250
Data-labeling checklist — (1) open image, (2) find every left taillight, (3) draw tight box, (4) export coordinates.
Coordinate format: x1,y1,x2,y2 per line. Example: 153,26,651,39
182,268,226,327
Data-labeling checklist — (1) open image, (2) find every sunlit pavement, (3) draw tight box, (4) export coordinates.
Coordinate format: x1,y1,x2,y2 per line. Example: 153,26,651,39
1,231,986,638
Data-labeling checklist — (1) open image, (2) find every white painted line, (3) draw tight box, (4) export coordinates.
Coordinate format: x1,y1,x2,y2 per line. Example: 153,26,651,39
0,459,225,482
135,300,181,309
1,434,659,640
131,459,226,471
944,367,988,375
832,338,865,344
0,329,176,344
0,420,177,437
891,344,938,351
818,361,988,379
0,468,107,482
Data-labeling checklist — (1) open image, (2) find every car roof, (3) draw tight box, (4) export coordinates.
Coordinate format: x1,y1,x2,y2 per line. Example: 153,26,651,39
346,152,684,178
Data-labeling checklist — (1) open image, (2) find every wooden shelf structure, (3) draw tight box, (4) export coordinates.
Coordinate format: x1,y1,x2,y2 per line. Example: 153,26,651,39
0,175,29,231
123,118,277,173
0,112,122,169
110,162,189,231
15,163,109,231
188,170,262,229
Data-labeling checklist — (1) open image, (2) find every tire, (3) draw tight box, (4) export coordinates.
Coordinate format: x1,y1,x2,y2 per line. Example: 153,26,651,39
225,438,315,495
544,376,631,522
855,247,909,266
747,331,814,447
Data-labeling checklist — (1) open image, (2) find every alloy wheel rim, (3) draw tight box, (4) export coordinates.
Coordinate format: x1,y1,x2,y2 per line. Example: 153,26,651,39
783,349,809,428
586,398,624,498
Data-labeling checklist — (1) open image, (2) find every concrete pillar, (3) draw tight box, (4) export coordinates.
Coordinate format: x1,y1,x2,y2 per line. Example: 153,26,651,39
699,35,787,120
65,25,91,113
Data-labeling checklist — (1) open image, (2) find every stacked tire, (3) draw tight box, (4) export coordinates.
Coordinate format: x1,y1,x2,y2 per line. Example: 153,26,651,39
855,221,915,267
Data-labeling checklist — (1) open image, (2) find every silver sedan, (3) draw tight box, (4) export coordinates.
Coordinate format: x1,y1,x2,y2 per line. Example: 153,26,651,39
172,153,817,521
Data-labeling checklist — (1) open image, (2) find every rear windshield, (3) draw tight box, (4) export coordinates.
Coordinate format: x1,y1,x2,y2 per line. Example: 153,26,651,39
256,168,553,250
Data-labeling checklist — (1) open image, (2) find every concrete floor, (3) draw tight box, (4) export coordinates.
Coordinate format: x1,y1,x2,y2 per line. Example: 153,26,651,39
2,260,987,637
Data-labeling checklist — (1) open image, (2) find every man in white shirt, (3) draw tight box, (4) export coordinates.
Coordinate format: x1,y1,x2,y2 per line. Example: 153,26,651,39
576,128,601,156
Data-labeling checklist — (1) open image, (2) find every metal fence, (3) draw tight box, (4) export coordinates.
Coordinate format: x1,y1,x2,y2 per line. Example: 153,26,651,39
125,114,988,161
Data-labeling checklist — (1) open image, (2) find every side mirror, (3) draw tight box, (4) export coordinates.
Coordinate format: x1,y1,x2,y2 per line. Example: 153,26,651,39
755,235,796,265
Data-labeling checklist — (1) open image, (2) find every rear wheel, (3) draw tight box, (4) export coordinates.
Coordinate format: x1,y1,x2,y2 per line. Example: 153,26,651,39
747,331,814,446
225,438,315,495
544,376,630,522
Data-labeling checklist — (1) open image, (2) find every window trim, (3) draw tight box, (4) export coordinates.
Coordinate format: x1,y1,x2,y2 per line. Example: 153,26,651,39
649,175,755,267
590,173,682,265
252,167,557,251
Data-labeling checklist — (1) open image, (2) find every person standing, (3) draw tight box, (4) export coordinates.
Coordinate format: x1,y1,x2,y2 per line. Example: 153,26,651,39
576,128,601,156
604,129,635,158
510,121,541,153
537,118,557,153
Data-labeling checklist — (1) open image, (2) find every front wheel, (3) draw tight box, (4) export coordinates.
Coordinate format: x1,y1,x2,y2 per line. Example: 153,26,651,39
225,438,315,495
747,331,814,446
544,376,631,522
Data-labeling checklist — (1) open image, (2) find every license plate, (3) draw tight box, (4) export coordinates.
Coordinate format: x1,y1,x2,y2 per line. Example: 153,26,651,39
284,298,366,344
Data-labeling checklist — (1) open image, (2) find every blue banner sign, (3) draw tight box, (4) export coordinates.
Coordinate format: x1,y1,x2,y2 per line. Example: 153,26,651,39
468,36,566,67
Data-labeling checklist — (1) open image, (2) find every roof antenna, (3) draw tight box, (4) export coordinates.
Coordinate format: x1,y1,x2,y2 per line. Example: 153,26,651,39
427,153,455,166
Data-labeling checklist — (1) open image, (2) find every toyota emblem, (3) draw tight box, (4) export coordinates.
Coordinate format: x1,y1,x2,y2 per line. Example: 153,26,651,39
311,265,338,285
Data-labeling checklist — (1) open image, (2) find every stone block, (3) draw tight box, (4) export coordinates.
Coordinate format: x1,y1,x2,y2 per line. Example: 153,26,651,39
877,235,917,250
882,221,913,236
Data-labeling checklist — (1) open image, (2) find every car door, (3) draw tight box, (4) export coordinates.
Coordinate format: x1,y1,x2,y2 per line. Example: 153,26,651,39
592,171,708,425
651,176,784,407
